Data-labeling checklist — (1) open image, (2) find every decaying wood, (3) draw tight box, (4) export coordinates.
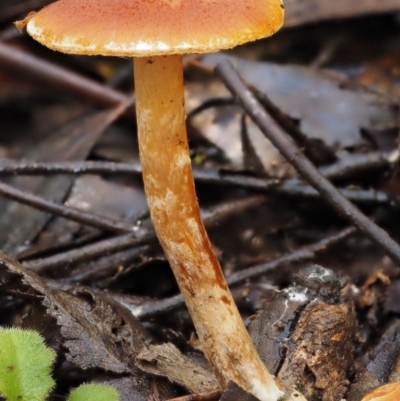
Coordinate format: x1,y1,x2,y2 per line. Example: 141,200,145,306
250,266,356,401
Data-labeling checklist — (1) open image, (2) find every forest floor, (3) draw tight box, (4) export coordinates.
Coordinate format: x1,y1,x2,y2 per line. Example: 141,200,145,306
1,2,400,401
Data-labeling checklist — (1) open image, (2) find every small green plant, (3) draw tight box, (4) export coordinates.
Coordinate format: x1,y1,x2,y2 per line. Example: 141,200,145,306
68,383,119,401
0,327,119,401
0,327,55,401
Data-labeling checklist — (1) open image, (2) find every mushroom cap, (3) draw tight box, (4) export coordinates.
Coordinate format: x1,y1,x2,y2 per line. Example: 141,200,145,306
26,0,284,57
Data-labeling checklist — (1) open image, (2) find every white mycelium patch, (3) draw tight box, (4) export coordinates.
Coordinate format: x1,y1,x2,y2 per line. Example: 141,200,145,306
307,267,332,280
287,287,309,302
270,288,308,329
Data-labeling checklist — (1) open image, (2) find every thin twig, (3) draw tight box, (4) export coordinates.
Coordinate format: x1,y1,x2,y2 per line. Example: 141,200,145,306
126,227,356,319
0,42,132,107
22,233,144,273
0,160,143,175
22,196,265,273
0,150,394,179
317,150,397,179
0,158,395,205
0,180,134,234
166,390,222,401
226,227,356,285
215,61,400,265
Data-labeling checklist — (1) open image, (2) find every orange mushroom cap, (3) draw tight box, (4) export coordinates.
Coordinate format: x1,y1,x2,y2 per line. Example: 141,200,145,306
25,0,284,57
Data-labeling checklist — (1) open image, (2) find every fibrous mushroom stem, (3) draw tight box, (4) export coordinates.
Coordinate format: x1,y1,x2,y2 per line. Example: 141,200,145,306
134,55,290,401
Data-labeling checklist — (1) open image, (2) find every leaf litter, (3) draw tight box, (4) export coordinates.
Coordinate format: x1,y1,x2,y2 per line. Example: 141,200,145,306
1,3,400,401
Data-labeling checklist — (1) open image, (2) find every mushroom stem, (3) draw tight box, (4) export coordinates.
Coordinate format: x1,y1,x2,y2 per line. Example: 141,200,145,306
134,55,290,401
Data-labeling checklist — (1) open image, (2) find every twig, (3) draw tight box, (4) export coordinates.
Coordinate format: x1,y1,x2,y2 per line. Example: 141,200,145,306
0,149,393,180
0,42,132,107
166,390,222,401
22,233,144,273
319,150,398,180
66,245,150,284
22,196,264,273
226,227,356,285
215,61,400,265
127,226,356,319
196,170,393,205
0,180,134,234
0,159,395,205
0,160,143,175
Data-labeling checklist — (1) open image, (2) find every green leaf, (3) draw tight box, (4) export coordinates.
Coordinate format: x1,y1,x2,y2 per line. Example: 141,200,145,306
0,327,55,401
67,383,120,401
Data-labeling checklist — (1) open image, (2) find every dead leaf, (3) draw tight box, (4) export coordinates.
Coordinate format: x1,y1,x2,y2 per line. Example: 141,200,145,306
137,343,220,394
0,104,128,254
0,250,149,373
283,0,400,27
202,54,397,149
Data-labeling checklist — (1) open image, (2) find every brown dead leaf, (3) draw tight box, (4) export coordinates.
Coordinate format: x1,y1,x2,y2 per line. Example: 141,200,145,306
283,0,400,27
0,104,128,255
0,250,149,373
203,54,397,149
186,81,292,177
358,270,391,309
347,319,400,401
137,343,220,394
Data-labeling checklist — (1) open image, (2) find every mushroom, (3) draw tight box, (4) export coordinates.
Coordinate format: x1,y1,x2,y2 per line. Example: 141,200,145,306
18,1,305,400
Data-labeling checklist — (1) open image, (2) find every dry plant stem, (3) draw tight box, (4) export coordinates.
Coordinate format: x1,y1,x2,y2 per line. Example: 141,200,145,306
134,55,290,401
0,42,129,107
0,180,132,234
